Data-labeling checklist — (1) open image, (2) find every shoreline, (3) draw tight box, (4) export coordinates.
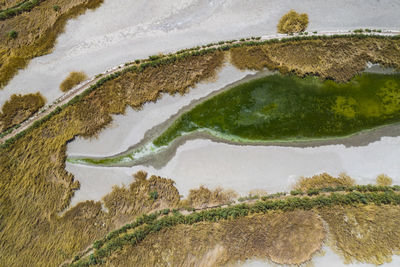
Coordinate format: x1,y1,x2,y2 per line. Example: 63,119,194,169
68,67,400,169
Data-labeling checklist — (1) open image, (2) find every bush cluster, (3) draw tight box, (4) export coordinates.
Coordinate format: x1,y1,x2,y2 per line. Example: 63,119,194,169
277,10,309,34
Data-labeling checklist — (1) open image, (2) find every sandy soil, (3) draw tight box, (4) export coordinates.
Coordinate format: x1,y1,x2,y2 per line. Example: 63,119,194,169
242,246,400,266
67,135,400,208
1,0,400,107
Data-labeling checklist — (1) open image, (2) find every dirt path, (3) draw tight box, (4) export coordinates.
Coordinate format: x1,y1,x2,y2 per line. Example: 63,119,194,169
2,30,399,145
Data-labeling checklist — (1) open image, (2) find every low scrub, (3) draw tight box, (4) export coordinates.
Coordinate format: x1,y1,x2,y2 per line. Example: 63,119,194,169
0,92,45,132
293,173,355,191
277,10,309,34
60,71,88,92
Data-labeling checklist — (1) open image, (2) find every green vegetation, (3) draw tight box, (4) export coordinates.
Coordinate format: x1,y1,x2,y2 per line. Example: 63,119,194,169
53,4,60,11
1,35,400,266
70,188,400,266
153,72,400,147
277,10,309,34
0,0,41,20
8,29,18,39
60,71,88,92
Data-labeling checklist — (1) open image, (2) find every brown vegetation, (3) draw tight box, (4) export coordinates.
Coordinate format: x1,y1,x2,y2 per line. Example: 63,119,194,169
230,37,400,82
376,174,393,186
0,92,45,131
319,205,400,265
103,171,180,227
101,210,325,266
60,71,88,92
181,185,237,209
0,0,104,89
1,36,400,266
0,51,224,266
277,10,309,34
294,172,355,191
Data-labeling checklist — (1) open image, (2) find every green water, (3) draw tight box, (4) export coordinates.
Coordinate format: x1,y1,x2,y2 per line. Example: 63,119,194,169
154,73,400,146
69,73,400,166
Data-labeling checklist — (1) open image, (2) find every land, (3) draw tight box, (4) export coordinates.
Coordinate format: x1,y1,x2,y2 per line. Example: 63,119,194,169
1,35,400,266
0,0,104,89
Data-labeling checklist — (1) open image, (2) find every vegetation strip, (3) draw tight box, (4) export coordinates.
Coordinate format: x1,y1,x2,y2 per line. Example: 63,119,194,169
0,0,43,20
1,33,400,149
69,187,400,266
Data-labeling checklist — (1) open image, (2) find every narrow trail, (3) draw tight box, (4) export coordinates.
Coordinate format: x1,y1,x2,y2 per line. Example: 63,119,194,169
1,29,399,145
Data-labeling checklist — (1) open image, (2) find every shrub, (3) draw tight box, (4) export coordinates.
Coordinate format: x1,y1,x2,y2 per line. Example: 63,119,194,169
277,10,309,34
60,71,88,92
376,174,393,186
8,30,18,39
53,5,60,11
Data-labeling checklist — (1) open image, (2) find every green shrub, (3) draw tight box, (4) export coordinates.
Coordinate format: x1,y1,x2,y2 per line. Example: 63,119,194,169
149,191,158,201
53,5,60,11
8,30,18,39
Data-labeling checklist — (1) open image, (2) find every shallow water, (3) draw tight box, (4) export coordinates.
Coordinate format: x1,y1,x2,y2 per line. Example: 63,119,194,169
71,72,400,166
2,0,400,107
67,63,257,157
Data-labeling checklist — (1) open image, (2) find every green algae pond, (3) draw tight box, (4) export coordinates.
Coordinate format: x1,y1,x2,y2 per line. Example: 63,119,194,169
69,72,400,166
154,73,400,146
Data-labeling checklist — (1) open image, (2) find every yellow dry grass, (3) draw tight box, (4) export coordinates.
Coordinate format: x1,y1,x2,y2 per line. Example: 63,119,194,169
294,172,355,191
0,0,104,89
1,37,400,266
230,37,400,82
103,171,180,228
319,205,400,265
60,71,88,92
0,51,224,266
376,174,393,186
0,0,20,9
0,92,45,131
101,210,325,267
181,185,237,209
277,10,309,34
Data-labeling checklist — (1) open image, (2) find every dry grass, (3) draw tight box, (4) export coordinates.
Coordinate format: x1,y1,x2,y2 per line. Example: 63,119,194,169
0,0,104,89
0,92,45,131
277,10,309,34
101,210,325,267
181,185,237,209
319,205,400,265
376,174,393,186
103,171,180,227
230,37,400,82
60,71,88,92
0,0,20,9
293,172,355,191
1,37,399,266
0,51,224,266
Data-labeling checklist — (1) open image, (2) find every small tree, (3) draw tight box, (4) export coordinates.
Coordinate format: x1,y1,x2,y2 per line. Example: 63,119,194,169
8,30,18,39
277,10,309,34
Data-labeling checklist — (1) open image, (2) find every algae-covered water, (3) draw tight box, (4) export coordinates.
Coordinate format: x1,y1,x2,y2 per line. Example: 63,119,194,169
70,72,400,166
154,73,400,146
